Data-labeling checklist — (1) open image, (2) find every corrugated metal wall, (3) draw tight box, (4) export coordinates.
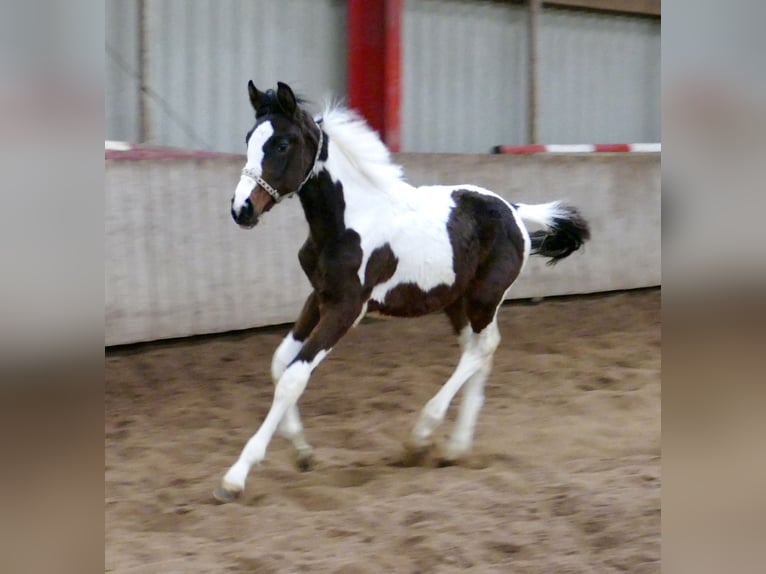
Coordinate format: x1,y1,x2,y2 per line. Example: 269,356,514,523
402,0,529,153
146,0,346,153
106,1,659,153
401,0,660,152
539,7,660,144
105,0,346,152
106,0,141,142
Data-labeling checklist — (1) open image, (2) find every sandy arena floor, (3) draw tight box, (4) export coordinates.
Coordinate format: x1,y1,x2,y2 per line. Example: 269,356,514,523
106,289,660,573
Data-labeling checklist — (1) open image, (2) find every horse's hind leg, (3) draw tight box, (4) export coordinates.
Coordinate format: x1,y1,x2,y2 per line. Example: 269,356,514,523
442,253,520,461
444,320,498,461
407,300,499,457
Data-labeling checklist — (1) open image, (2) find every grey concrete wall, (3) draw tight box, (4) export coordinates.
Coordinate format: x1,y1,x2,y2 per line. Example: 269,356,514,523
105,153,660,346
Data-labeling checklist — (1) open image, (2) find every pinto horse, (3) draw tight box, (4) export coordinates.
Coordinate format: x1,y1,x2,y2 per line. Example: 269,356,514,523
217,81,590,502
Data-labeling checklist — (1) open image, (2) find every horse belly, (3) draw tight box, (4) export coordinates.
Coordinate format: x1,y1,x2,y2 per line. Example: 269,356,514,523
368,282,457,317
366,222,458,316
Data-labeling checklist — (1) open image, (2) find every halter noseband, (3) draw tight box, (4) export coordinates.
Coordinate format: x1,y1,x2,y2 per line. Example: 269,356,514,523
241,121,324,204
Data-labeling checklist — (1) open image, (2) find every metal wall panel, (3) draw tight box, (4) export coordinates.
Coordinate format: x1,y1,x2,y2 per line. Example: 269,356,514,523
539,7,660,144
402,0,529,153
105,0,346,151
402,0,659,152
144,0,346,153
106,1,660,151
105,0,141,142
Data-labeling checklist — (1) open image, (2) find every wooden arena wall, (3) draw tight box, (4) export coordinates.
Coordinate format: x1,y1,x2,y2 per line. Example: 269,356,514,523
105,151,660,346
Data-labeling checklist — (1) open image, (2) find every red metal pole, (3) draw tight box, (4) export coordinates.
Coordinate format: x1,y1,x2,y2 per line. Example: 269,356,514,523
347,0,402,151
384,0,402,152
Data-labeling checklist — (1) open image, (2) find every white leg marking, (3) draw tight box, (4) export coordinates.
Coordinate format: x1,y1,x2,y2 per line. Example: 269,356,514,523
223,350,329,492
446,358,491,460
411,322,500,449
272,333,304,382
271,333,310,446
352,301,368,328
411,327,480,446
447,321,500,458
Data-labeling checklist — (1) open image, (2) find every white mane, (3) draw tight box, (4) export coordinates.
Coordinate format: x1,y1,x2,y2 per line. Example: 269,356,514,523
317,104,404,191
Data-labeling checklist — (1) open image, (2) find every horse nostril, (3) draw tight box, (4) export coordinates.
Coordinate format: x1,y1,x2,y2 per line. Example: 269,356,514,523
242,200,254,219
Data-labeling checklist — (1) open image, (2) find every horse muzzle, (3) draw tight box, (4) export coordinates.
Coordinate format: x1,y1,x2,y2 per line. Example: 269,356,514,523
231,197,259,229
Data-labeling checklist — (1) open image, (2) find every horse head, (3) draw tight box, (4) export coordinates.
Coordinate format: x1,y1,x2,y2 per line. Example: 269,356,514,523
230,81,323,228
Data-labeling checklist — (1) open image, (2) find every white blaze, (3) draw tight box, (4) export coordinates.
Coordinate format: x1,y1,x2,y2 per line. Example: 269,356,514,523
232,121,274,211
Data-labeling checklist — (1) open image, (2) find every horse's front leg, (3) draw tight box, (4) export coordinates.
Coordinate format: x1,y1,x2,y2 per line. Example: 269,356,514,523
215,295,362,501
271,292,320,470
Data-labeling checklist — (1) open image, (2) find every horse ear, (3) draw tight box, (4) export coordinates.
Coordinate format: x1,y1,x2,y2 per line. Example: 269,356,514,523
248,80,264,112
276,81,297,117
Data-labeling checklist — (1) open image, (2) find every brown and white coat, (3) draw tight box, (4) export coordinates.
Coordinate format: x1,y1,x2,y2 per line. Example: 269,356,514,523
220,82,590,501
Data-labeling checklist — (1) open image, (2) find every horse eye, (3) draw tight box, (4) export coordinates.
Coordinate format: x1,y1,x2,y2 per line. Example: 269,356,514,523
276,142,289,153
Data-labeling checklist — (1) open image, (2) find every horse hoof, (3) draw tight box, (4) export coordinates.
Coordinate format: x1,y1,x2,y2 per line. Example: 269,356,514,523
401,443,433,467
212,484,242,504
436,455,459,467
296,450,315,472
439,445,467,466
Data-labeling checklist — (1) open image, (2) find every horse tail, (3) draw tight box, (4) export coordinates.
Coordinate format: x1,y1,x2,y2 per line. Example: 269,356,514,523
513,201,591,265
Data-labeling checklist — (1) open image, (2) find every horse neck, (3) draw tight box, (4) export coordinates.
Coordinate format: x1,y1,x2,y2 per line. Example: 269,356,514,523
298,139,399,246
297,169,348,247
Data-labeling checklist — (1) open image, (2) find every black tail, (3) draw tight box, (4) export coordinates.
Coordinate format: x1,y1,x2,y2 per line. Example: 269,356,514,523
515,202,591,265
